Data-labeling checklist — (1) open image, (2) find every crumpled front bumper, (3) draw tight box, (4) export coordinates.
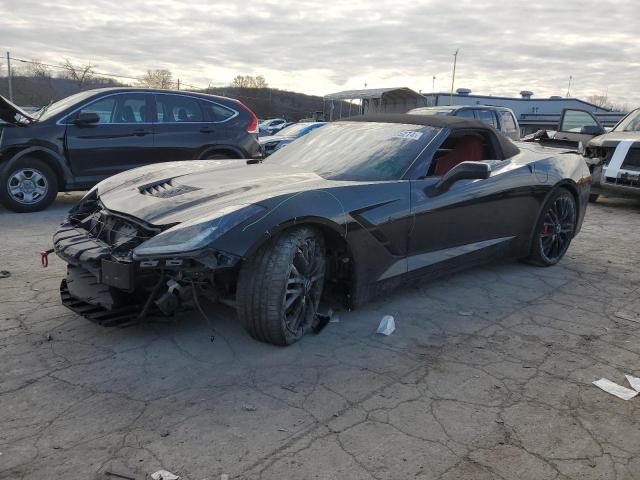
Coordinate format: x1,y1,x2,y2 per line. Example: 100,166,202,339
54,223,147,324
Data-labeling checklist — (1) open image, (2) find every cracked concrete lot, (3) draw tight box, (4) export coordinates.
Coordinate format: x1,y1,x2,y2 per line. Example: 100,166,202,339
1,193,640,480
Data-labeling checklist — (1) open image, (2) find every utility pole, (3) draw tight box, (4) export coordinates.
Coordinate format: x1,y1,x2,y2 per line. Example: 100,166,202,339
432,75,436,94
177,78,180,90
6,51,13,102
449,49,459,106
565,75,572,98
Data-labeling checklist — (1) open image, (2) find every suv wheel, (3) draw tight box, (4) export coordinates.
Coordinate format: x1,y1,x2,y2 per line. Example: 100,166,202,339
1,158,59,212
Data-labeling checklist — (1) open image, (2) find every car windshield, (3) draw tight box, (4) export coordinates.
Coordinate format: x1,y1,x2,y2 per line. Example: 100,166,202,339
37,91,101,121
275,123,313,137
267,121,439,181
614,109,640,132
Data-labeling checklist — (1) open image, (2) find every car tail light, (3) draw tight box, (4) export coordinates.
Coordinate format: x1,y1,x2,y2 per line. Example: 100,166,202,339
237,101,258,133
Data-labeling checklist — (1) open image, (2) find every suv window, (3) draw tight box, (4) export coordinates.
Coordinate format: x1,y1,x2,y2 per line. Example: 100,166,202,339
499,111,517,133
560,110,598,132
156,95,203,123
74,94,148,124
78,97,116,124
113,94,148,124
477,110,498,128
201,101,236,122
456,109,475,119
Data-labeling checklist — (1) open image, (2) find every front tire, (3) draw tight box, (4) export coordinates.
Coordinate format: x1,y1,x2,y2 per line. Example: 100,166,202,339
0,158,58,212
526,187,577,267
236,227,326,346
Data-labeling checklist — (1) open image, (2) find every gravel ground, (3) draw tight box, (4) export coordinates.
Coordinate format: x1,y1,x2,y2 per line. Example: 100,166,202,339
1,192,640,480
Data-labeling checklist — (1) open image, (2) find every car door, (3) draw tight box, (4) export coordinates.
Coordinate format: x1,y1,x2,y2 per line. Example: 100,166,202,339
407,129,529,273
497,110,520,141
152,93,210,162
554,108,605,144
64,92,155,179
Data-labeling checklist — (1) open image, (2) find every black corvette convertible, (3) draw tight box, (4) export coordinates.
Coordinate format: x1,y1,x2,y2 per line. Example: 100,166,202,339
54,114,590,345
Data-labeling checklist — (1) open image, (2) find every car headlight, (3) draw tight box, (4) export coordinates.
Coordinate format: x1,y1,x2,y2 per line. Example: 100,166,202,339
133,204,265,258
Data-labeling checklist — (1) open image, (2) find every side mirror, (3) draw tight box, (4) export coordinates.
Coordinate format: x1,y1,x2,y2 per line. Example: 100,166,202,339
72,112,100,125
580,125,605,136
427,161,491,196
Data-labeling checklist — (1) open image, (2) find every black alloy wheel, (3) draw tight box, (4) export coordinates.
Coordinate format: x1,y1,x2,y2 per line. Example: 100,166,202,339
532,188,577,266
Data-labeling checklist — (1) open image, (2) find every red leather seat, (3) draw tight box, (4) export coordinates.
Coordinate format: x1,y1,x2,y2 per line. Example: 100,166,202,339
433,135,484,176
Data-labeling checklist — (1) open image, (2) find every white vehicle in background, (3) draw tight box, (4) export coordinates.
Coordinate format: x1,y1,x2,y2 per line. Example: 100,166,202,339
258,118,288,136
523,107,640,202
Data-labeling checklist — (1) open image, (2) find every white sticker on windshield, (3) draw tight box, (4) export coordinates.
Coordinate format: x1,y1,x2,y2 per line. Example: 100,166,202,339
394,130,423,141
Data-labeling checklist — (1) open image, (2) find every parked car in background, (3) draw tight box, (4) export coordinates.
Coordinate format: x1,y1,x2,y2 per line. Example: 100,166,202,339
522,107,640,202
0,88,260,212
258,118,288,136
54,114,588,345
408,105,521,140
259,122,326,156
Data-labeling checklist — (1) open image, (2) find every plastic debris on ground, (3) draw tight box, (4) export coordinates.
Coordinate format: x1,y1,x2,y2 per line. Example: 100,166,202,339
376,315,396,336
614,311,640,323
593,378,639,400
243,403,257,412
625,375,640,392
458,310,474,316
150,470,179,480
0,270,10,279
312,308,339,333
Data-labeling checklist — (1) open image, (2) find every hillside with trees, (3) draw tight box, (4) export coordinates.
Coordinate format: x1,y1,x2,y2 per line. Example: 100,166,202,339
0,62,345,121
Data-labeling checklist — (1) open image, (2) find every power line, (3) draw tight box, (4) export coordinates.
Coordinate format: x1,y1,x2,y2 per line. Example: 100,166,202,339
8,55,226,91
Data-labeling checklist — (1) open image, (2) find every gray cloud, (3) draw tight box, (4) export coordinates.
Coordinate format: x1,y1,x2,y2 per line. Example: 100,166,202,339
0,0,638,106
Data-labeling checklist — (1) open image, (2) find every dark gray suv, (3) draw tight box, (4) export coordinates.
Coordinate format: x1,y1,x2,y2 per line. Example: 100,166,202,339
0,88,261,212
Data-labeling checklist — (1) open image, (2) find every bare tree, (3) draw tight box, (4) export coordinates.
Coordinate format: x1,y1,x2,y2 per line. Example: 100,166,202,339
61,59,95,87
253,75,268,88
586,94,610,109
138,69,175,89
25,59,51,78
230,75,269,88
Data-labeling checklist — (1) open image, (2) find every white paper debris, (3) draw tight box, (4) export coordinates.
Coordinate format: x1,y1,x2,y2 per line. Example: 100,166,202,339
151,470,179,480
625,375,640,392
377,315,396,336
458,310,474,316
614,311,640,324
593,378,639,401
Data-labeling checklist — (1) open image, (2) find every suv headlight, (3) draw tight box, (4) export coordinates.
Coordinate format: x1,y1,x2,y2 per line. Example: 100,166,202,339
133,204,265,258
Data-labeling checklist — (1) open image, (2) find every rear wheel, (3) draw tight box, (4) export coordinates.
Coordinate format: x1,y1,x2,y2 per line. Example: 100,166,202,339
236,227,326,345
526,188,577,266
0,157,58,212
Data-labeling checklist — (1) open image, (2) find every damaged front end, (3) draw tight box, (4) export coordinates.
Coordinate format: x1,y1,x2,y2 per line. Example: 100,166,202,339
54,190,256,326
584,141,640,197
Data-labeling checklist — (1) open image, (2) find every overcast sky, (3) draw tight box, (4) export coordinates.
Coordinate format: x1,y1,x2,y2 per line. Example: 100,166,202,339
1,0,638,106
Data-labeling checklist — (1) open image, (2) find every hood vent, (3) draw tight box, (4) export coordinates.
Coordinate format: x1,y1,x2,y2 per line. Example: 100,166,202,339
139,179,200,198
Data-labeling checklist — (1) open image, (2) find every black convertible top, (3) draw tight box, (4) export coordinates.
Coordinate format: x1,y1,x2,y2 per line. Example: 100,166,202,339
345,113,520,158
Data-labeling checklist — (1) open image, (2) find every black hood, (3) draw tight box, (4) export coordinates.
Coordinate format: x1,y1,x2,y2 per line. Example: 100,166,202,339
0,95,36,126
588,131,640,148
96,160,354,225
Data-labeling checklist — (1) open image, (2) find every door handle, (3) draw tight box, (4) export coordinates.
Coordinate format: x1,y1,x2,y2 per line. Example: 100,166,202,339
200,127,214,133
133,128,152,136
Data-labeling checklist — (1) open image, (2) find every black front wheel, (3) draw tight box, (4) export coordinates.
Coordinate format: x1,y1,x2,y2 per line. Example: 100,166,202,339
236,227,326,345
526,188,577,266
0,157,59,213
